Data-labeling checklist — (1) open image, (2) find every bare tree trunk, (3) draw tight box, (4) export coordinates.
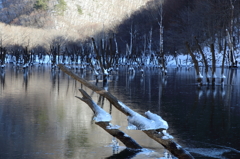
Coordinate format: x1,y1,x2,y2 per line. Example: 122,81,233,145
221,40,227,84
210,44,216,85
92,37,104,73
185,42,202,86
228,0,236,68
148,27,152,56
195,37,209,84
226,29,236,67
158,3,166,74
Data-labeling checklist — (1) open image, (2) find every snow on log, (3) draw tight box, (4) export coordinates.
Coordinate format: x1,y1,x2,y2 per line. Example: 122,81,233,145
127,111,168,131
76,89,142,149
76,90,111,122
58,64,194,159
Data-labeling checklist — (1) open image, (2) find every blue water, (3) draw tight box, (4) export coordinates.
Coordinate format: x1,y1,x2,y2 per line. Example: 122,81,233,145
0,64,240,159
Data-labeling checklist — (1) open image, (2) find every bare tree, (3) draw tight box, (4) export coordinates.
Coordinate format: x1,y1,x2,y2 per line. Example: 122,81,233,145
186,42,202,86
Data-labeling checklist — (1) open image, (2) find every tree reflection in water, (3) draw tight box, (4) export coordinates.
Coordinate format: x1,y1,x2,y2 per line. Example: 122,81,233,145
0,65,240,158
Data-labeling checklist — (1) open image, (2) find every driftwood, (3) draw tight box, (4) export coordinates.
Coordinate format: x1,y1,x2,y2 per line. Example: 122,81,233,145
76,89,142,149
58,64,194,159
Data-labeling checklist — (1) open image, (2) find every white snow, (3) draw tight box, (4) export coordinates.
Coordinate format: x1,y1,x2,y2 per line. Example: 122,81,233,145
92,101,112,122
111,137,119,149
176,143,182,150
106,123,121,129
103,68,109,75
198,72,203,78
117,101,136,116
117,101,169,130
127,111,169,130
161,130,174,140
145,111,169,130
221,74,226,78
213,72,217,78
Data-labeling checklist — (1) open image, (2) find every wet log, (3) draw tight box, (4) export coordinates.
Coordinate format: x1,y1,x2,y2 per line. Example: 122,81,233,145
58,64,194,159
75,89,142,149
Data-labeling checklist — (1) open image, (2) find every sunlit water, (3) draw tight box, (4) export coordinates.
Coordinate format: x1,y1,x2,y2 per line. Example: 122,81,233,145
0,64,240,159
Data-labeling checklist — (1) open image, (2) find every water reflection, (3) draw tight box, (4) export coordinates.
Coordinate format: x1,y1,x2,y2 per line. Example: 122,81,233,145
65,128,90,158
0,70,5,90
23,68,30,91
165,68,240,158
0,65,91,158
106,149,141,159
108,67,240,158
0,64,240,158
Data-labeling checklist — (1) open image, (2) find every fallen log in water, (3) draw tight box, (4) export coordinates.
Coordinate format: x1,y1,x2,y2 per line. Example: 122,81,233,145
76,89,142,149
58,64,194,159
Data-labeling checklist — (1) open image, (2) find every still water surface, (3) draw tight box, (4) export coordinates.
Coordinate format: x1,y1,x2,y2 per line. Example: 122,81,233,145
0,64,240,159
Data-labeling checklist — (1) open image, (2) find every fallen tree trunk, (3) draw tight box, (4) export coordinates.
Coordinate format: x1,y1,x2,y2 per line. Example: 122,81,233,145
58,64,194,159
76,89,142,149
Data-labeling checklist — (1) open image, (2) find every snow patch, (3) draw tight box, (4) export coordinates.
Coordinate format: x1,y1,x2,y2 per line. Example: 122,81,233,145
221,74,226,78
92,102,112,122
106,124,121,129
145,111,169,130
103,68,109,75
198,72,203,78
127,111,168,130
117,101,136,116
161,130,174,140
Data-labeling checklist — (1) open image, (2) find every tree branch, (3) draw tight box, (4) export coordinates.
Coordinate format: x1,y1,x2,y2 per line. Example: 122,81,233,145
58,64,194,159
76,89,142,149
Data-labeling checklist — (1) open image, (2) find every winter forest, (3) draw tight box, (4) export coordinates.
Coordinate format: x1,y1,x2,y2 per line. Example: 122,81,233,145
0,0,240,159
0,0,240,83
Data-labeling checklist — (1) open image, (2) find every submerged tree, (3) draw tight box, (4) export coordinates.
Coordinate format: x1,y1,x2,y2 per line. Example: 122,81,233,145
91,35,118,83
186,42,202,86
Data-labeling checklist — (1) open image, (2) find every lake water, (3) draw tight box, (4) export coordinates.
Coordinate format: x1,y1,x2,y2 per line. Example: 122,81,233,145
0,64,240,159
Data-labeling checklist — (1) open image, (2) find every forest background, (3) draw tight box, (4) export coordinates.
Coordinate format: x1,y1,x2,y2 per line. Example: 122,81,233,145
0,0,240,63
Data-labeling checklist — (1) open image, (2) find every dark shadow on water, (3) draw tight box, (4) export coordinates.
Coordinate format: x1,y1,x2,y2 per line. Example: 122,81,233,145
105,148,141,159
222,151,240,159
23,68,29,91
1,71,5,89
